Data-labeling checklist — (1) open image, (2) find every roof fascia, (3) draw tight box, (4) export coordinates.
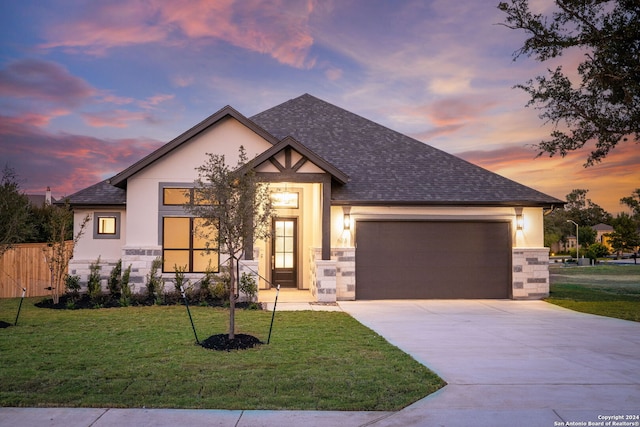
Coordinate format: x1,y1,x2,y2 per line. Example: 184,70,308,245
109,106,279,188
330,200,565,209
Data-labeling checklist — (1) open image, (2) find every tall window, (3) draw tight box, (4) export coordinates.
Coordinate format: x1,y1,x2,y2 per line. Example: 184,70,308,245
160,185,219,273
162,217,218,273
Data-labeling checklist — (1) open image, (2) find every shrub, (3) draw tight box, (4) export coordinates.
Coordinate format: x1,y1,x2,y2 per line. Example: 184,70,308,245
587,243,610,261
108,259,122,297
212,266,230,300
146,257,164,304
173,264,190,293
65,274,81,298
87,257,102,305
120,263,133,307
239,272,257,302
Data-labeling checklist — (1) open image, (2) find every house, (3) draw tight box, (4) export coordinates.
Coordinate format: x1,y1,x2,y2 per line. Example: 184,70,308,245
593,223,614,250
65,94,563,301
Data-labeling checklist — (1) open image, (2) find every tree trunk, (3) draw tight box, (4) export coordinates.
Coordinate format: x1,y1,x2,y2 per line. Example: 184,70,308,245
228,257,236,340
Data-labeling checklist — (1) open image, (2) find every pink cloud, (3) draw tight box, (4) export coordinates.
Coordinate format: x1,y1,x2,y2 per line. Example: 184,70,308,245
0,59,95,107
0,117,162,197
457,142,640,215
81,110,156,128
41,0,317,68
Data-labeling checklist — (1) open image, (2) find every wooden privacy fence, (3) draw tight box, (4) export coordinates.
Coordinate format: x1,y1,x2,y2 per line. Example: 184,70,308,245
0,242,73,298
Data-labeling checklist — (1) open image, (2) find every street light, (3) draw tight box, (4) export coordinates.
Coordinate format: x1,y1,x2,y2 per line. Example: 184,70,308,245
567,220,579,259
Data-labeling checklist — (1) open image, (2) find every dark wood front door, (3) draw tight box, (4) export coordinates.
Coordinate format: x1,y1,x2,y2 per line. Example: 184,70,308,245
272,218,297,288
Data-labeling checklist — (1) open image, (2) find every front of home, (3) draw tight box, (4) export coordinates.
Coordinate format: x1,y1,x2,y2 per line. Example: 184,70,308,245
66,94,563,301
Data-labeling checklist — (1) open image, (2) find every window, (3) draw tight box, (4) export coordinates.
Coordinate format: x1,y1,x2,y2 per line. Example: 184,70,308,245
93,212,121,239
162,187,209,206
162,217,218,273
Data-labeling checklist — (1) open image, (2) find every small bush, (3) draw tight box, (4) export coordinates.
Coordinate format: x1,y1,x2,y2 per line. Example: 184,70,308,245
145,257,164,304
120,264,133,307
65,274,81,298
212,266,230,300
87,257,102,305
239,272,257,302
108,259,122,297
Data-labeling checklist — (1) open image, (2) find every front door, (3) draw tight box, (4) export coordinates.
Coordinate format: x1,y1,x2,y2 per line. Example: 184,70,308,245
272,218,297,288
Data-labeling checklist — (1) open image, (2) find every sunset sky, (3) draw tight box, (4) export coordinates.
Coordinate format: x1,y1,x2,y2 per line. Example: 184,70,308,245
1,0,638,215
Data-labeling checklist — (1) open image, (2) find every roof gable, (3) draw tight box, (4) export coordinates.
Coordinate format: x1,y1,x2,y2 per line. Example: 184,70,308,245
109,106,279,188
250,136,349,184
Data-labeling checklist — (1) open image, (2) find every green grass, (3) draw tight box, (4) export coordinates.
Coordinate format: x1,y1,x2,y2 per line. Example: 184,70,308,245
0,298,445,410
547,265,640,322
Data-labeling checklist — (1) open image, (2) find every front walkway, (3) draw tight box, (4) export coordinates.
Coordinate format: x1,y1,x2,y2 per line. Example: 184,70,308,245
257,288,343,311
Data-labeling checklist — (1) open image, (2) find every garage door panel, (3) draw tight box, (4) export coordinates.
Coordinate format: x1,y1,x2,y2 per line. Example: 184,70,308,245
355,221,511,299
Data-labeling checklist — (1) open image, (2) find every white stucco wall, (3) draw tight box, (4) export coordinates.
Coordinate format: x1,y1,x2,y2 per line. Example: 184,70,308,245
73,209,126,261
125,117,274,248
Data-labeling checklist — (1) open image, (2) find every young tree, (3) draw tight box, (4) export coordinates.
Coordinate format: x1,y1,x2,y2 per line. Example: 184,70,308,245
498,0,640,166
42,203,90,304
0,166,33,257
185,146,273,340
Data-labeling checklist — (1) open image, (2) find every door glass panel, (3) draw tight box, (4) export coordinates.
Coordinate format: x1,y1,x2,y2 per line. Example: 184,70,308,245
274,220,295,269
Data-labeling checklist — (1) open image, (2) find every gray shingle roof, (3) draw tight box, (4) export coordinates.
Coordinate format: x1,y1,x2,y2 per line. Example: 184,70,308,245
63,180,126,206
251,94,562,206
68,93,562,207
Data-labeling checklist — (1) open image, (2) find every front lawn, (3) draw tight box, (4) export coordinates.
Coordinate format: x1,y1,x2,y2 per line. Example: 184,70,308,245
547,265,640,322
0,298,445,410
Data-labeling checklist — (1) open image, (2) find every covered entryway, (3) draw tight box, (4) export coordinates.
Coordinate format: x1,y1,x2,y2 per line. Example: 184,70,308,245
355,221,512,299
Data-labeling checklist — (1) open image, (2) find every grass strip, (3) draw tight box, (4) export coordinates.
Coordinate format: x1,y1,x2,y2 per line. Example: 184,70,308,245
0,298,445,410
546,283,640,322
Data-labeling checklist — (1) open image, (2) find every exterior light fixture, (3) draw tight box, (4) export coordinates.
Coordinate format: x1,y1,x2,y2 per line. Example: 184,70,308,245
343,213,351,230
343,207,352,231
515,207,524,231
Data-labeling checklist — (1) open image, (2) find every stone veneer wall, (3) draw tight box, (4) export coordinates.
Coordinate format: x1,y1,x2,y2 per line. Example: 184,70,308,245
512,248,550,299
309,247,356,302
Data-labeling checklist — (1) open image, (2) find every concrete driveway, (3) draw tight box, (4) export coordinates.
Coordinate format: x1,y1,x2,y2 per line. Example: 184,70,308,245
339,300,640,427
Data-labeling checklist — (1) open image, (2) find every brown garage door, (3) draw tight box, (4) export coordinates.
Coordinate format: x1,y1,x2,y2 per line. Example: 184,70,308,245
355,221,511,299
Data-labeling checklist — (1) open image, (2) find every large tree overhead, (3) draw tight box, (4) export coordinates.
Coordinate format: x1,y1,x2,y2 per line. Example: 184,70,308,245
498,0,640,166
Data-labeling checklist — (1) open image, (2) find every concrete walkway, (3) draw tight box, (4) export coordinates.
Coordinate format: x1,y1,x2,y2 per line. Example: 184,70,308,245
2,300,639,426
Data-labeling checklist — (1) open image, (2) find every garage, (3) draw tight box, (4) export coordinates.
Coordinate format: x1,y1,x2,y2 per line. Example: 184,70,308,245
355,221,512,299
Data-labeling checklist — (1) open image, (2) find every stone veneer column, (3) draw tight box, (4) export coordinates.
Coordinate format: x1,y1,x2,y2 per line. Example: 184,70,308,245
512,248,550,299
332,248,356,301
309,248,337,302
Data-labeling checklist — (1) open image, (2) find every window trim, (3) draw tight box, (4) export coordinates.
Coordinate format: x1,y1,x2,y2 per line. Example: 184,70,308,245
93,212,121,239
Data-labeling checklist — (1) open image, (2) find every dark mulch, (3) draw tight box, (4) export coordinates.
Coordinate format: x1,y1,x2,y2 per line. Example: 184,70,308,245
34,293,262,310
199,333,263,351
0,321,11,329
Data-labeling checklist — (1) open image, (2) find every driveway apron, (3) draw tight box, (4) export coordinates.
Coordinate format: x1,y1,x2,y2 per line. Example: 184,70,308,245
339,300,640,427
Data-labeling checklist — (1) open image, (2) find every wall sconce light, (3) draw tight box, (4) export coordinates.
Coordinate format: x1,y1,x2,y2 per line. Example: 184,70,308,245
515,207,524,231
343,213,351,230
343,207,351,231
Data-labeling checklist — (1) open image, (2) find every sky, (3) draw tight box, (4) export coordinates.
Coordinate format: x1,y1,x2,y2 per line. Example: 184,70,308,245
0,0,637,215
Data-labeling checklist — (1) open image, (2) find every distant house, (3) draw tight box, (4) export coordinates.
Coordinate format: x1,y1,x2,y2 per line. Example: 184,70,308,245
592,223,614,250
26,187,54,207
65,94,562,300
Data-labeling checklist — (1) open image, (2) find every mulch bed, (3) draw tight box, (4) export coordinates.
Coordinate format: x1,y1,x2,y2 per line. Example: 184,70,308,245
199,333,263,351
0,321,11,329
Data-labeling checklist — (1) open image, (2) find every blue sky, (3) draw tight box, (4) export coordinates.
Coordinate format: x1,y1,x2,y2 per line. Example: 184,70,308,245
1,0,637,214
